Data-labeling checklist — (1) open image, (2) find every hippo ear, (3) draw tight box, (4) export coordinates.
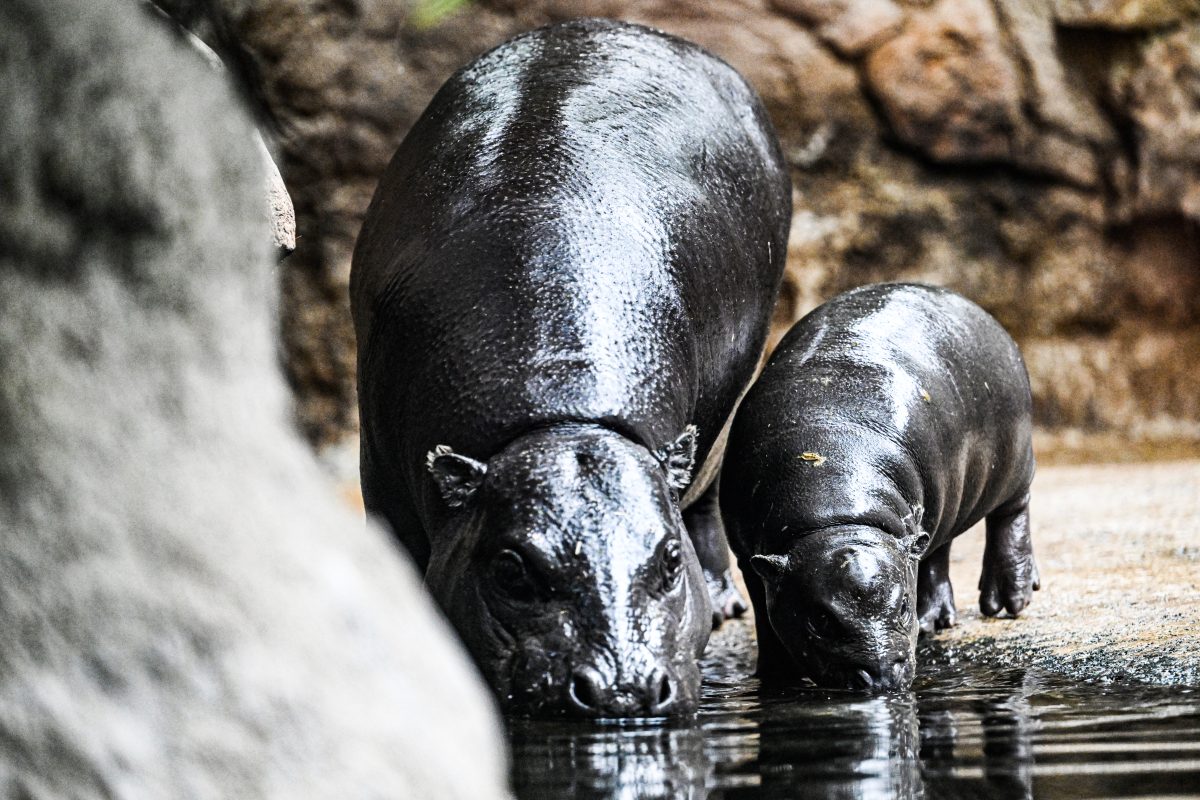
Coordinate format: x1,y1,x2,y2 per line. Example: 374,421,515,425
901,530,930,560
654,425,698,491
426,445,487,508
750,553,790,582
901,504,931,561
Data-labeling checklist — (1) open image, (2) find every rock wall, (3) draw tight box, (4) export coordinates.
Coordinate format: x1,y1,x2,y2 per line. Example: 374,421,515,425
221,0,1200,445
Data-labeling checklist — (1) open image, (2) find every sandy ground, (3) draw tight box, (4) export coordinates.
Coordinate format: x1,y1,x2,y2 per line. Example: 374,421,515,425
928,458,1200,685
330,442,1200,686
724,459,1200,685
708,457,1200,686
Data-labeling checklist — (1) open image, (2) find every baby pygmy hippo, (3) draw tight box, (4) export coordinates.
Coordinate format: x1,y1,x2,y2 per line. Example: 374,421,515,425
721,283,1039,692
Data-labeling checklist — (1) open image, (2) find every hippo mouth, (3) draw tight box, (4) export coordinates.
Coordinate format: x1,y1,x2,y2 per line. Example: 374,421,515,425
563,664,679,719
498,647,693,718
810,658,914,693
793,645,914,693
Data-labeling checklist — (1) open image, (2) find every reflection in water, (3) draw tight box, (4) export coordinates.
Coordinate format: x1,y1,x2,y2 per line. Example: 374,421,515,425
737,693,923,799
919,668,1037,799
510,721,708,799
510,620,1200,800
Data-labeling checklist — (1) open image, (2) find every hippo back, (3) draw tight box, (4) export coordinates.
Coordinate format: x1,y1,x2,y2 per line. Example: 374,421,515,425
724,283,1035,554
351,19,791,524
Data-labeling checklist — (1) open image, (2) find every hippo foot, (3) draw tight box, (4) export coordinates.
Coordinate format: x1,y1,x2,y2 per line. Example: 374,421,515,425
707,570,748,628
918,588,957,635
917,544,956,635
979,555,1039,618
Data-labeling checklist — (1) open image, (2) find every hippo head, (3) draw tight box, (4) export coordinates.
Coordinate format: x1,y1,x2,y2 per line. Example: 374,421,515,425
422,424,712,718
750,523,929,692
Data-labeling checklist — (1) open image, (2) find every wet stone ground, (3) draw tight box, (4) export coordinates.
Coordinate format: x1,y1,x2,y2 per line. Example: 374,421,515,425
938,459,1200,686
509,459,1200,799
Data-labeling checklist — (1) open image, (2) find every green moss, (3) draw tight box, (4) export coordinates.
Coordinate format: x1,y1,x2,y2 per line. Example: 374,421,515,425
410,0,472,30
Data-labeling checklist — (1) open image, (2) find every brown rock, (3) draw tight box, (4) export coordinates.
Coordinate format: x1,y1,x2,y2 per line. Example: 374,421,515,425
1025,335,1133,429
225,0,517,443
217,0,1200,448
1020,129,1100,187
1024,327,1200,436
865,0,1024,162
1022,227,1120,336
1117,217,1200,326
1111,25,1200,222
1054,0,1200,29
770,0,906,56
995,0,1113,146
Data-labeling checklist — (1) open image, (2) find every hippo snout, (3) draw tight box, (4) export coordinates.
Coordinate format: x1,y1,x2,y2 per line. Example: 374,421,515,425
835,652,907,695
846,653,912,692
566,664,677,718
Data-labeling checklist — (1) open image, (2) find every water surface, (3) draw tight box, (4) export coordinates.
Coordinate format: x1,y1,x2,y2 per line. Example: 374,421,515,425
509,620,1200,799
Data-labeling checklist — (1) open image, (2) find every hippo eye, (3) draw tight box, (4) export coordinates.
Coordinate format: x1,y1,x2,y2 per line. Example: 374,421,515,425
806,608,841,641
659,538,684,589
492,549,537,602
900,597,910,619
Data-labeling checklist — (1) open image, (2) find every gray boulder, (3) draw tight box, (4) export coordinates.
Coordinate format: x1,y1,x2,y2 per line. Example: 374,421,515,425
0,0,509,796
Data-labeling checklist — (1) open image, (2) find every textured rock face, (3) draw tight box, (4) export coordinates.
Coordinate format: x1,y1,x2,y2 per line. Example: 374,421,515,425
866,0,1025,163
218,0,1200,445
0,0,509,796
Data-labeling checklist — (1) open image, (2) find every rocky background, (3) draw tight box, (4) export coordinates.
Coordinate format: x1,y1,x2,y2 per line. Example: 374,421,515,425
213,0,1200,450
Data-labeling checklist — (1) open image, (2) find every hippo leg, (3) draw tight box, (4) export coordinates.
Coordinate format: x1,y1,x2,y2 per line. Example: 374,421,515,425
917,543,957,634
742,565,794,681
683,474,748,627
979,491,1040,617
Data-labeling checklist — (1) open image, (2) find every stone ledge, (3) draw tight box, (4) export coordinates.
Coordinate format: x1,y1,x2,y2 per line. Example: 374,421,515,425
931,459,1200,686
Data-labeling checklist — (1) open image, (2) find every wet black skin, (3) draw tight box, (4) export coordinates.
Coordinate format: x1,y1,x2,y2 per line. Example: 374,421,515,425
721,283,1039,692
350,19,791,717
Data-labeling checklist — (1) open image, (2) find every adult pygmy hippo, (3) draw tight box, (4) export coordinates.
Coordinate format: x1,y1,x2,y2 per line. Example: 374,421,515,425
351,19,791,717
722,283,1038,692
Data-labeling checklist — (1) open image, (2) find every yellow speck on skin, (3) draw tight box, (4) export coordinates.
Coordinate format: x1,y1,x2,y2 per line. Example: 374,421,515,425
921,389,931,402
800,452,827,467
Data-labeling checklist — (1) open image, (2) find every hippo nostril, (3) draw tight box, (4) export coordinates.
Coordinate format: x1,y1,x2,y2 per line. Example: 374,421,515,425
652,671,674,710
568,667,605,713
569,666,677,716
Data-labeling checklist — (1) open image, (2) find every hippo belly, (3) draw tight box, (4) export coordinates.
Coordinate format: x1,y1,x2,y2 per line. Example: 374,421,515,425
350,18,791,717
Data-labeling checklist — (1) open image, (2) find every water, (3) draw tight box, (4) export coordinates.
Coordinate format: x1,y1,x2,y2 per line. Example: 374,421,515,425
509,620,1200,799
